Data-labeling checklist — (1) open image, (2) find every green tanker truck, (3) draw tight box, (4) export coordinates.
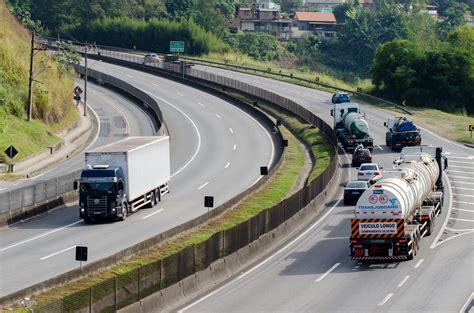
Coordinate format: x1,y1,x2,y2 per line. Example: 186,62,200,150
331,103,374,151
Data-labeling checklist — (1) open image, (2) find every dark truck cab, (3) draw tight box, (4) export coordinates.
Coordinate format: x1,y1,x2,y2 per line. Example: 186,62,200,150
76,165,126,223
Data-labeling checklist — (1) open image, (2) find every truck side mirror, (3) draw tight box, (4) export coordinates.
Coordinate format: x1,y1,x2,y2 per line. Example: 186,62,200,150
330,110,333,117
384,122,387,127
73,181,79,190
444,158,448,170
118,181,124,190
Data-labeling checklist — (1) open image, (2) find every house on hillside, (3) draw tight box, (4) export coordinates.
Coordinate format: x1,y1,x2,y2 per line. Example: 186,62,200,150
237,3,292,39
292,11,337,40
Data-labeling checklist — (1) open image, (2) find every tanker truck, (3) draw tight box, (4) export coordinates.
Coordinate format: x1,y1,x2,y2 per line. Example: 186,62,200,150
74,136,170,223
331,103,374,151
385,117,421,151
350,146,446,261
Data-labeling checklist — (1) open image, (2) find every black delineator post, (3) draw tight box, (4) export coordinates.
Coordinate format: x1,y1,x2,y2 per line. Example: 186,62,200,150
27,30,35,122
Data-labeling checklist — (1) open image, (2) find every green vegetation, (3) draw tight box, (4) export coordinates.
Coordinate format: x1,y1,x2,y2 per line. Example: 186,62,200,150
0,0,77,170
27,123,306,310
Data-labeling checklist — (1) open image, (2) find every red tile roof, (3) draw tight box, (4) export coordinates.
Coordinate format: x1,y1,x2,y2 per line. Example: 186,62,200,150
294,12,336,23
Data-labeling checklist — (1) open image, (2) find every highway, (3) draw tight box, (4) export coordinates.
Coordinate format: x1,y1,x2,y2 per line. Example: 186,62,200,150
0,63,277,296
176,66,474,312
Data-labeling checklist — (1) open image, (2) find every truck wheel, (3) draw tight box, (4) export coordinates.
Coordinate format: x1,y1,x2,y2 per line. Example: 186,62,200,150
149,192,156,208
119,204,127,221
83,217,92,224
426,220,434,236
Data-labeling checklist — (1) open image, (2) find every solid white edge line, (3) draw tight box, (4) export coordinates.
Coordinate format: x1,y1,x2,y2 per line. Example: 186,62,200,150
225,162,231,169
378,293,394,306
431,173,453,249
397,275,410,288
315,263,340,282
414,259,424,269
0,220,83,252
198,182,209,190
142,208,164,220
177,197,343,313
459,292,474,313
149,92,201,178
40,245,76,261
433,230,474,247
0,188,6,191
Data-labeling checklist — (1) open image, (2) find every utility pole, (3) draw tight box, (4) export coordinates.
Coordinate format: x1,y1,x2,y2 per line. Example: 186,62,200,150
84,43,88,117
27,30,35,122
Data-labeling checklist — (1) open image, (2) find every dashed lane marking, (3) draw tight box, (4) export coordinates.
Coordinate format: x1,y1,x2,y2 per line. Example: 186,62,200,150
198,102,206,107
378,293,394,306
142,208,164,220
315,263,340,283
215,113,222,119
414,259,424,269
198,182,209,190
233,144,237,151
397,275,410,288
229,128,234,134
225,162,231,169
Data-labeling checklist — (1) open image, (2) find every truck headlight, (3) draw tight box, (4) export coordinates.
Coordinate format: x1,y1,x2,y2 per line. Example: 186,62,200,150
111,208,116,212
80,208,85,213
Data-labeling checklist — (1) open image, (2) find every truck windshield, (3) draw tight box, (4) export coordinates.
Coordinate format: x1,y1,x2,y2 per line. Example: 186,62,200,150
80,182,116,193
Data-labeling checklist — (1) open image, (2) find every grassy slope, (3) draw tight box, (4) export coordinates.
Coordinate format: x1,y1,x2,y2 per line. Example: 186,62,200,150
197,52,473,145
0,1,78,166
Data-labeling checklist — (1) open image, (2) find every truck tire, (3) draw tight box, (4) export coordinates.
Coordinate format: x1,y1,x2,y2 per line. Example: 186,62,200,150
83,217,92,224
119,203,127,221
149,192,156,208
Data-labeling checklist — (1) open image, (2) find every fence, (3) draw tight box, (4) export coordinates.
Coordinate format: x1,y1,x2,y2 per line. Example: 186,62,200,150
27,44,339,312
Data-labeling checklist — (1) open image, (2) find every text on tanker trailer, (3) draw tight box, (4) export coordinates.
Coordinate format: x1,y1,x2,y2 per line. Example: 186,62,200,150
350,146,446,261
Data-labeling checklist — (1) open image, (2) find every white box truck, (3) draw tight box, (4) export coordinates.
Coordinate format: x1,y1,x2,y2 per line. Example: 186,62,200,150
74,136,170,223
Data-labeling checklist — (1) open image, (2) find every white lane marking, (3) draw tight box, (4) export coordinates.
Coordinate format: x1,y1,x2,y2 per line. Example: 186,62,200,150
459,292,474,313
40,245,76,261
448,175,474,180
149,93,201,178
198,102,206,107
397,275,410,288
450,218,474,222
176,92,184,97
0,188,6,191
177,197,344,313
125,74,134,78
225,162,231,169
448,156,474,160
454,187,474,191
229,128,234,134
449,160,474,164
152,83,159,87
376,145,384,151
198,182,209,190
0,220,83,252
414,259,424,269
452,208,474,213
215,113,222,119
453,200,474,205
452,181,474,185
446,227,474,232
142,208,164,220
431,173,453,249
233,144,237,151
315,263,340,282
453,193,474,198
378,293,394,306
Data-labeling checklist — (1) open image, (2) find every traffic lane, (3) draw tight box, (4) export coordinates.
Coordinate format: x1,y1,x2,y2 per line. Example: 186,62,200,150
384,233,474,312
0,64,275,295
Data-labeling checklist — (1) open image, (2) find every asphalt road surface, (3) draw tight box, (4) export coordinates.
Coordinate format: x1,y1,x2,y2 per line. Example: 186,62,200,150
176,66,474,313
0,63,277,297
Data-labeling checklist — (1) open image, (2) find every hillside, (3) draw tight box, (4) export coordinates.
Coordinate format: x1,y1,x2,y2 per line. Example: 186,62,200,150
0,0,78,166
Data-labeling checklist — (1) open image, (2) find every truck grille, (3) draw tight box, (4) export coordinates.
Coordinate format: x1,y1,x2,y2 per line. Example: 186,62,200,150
87,196,107,213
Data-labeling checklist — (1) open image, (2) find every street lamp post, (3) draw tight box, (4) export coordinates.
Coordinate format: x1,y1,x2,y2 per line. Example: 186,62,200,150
27,30,35,122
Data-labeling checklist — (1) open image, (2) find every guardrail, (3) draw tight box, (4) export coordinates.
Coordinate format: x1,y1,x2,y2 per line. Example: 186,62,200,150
6,43,341,312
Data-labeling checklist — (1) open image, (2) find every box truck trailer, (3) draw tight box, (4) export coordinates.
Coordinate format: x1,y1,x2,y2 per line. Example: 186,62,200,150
74,136,170,223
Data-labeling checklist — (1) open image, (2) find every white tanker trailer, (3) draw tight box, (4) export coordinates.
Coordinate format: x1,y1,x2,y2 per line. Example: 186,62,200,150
331,103,374,151
350,146,446,261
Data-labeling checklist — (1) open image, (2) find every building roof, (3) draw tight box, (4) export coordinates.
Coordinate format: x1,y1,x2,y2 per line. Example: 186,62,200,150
294,12,336,23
